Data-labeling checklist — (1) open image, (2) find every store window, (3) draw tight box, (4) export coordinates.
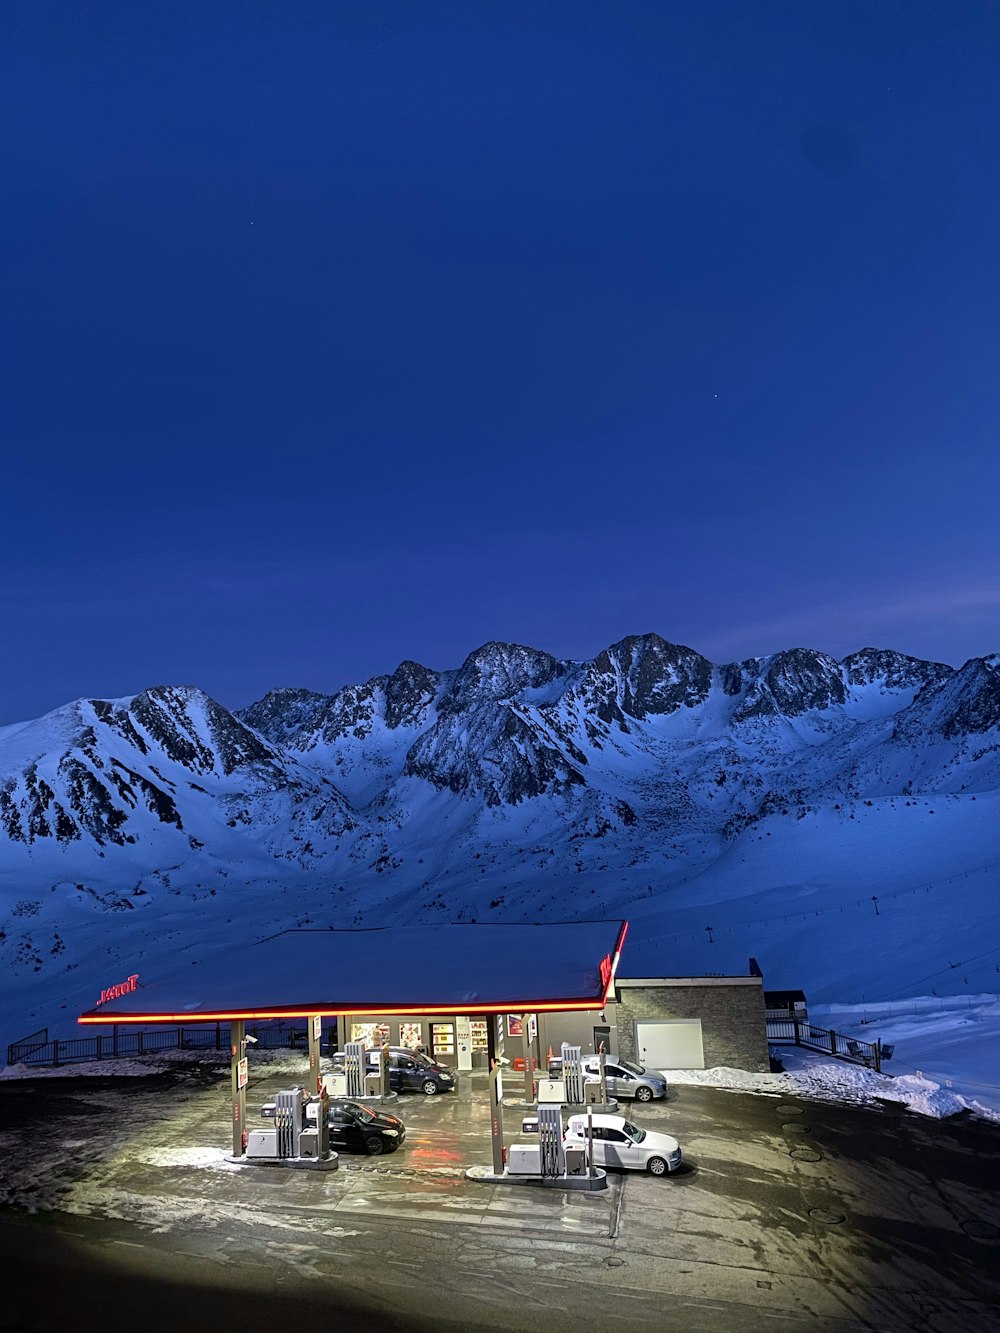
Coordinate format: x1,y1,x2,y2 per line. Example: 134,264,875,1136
399,1021,423,1050
351,1021,390,1046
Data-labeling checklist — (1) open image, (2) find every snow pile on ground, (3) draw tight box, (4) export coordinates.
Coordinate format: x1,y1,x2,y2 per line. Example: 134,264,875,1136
809,994,1000,1112
662,1047,1000,1124
0,1045,306,1082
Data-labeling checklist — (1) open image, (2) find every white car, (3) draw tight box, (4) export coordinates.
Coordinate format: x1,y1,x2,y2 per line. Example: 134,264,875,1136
564,1112,682,1176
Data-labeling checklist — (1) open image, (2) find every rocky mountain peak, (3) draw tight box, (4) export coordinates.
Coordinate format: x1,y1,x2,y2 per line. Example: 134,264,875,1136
438,642,564,715
384,660,441,729
574,633,713,727
841,647,953,692
732,648,847,722
767,648,848,713
237,688,332,746
128,685,275,776
901,654,1000,740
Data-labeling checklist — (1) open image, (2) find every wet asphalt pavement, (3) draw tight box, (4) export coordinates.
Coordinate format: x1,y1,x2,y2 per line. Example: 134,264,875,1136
0,1063,998,1332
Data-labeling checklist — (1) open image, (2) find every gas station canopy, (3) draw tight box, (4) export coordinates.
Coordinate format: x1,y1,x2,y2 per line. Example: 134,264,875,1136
77,921,629,1024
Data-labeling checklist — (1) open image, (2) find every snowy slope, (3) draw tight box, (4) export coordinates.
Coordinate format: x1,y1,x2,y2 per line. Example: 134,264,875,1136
2,635,999,1110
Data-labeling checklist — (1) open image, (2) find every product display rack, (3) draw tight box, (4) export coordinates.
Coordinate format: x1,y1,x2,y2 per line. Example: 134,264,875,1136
469,1019,488,1051
430,1021,455,1056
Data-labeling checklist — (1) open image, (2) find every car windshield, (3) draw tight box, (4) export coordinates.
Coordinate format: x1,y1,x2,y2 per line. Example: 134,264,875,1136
399,1050,433,1067
336,1101,375,1123
622,1121,646,1142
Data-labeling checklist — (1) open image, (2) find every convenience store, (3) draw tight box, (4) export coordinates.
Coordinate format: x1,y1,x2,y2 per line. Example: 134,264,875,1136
338,1013,492,1066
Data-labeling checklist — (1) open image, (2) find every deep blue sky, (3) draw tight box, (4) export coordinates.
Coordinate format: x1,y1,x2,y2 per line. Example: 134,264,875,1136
3,2,999,724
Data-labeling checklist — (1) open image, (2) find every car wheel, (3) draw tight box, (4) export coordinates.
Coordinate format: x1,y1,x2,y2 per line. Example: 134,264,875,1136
636,1085,654,1102
365,1137,384,1156
647,1156,668,1176
422,1079,439,1095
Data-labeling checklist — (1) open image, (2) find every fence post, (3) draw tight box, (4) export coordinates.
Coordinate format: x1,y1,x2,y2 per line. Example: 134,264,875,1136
97,1036,103,1061
179,1026,185,1049
874,1040,882,1073
113,1025,119,1057
829,1029,837,1055
138,1031,144,1056
216,1022,221,1051
793,1019,801,1047
53,1039,60,1067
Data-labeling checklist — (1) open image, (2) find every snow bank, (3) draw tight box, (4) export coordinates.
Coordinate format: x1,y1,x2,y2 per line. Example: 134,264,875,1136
0,1045,307,1081
661,1049,1000,1124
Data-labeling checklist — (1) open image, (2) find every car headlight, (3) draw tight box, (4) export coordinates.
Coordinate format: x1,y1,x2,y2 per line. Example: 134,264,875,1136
439,1074,453,1082
383,1129,399,1137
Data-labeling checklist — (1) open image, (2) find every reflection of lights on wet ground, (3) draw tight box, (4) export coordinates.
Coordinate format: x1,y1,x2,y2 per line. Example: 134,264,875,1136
406,1144,463,1166
141,1146,233,1168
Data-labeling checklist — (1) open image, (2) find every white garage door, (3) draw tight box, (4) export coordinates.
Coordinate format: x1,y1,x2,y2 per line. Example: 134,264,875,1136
635,1019,705,1070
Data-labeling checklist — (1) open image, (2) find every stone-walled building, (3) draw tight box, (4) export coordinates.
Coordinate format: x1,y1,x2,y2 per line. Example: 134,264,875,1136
534,968,770,1074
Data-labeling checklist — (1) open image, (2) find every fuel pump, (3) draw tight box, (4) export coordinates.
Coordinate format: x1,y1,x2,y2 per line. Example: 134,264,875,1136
247,1086,333,1164
345,1041,367,1099
561,1043,584,1105
537,1105,566,1177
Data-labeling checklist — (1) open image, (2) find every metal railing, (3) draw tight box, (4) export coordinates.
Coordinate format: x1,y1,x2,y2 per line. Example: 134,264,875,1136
6,1027,49,1063
6,1021,313,1070
767,1018,889,1073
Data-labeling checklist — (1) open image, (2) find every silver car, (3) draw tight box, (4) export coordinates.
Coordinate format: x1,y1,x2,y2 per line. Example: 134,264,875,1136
581,1056,667,1103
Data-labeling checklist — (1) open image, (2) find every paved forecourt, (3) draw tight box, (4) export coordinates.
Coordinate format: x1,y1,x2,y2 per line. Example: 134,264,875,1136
2,1059,999,1332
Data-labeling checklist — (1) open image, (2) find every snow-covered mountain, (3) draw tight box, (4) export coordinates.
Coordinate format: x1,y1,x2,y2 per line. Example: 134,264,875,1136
2,636,999,1047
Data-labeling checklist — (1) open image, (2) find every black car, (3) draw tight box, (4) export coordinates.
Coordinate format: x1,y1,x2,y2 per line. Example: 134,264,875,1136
330,1047,457,1096
326,1099,406,1155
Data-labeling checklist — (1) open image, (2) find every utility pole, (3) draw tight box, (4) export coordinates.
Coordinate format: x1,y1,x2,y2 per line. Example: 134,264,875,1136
871,895,880,916
705,925,714,944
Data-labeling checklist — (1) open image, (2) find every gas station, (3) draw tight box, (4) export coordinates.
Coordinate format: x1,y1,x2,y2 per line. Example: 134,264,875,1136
78,920,628,1186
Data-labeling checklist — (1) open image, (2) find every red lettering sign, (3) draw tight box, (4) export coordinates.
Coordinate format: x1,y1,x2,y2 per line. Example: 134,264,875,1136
599,954,613,989
95,973,140,1008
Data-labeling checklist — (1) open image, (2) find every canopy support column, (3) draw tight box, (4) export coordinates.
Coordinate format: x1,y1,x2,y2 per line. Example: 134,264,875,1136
308,1014,322,1093
231,1019,246,1158
521,1014,537,1103
487,1014,505,1175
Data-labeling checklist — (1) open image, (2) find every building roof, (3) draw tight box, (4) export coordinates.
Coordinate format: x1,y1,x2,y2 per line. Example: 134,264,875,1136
764,989,807,1004
77,921,628,1025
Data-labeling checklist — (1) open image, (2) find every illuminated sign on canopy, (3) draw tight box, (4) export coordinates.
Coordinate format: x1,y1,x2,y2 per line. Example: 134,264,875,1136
96,974,139,1008
599,935,626,1005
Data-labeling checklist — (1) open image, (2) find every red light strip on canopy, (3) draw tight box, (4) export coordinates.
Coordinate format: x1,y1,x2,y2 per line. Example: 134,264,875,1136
80,997,613,1025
